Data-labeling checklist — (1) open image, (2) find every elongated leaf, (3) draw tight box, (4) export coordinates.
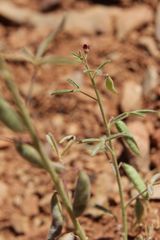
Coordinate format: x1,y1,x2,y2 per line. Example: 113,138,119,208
51,89,74,95
36,16,66,58
135,109,157,115
96,59,111,71
115,120,140,156
48,193,63,240
112,109,157,123
39,55,74,65
73,171,91,217
122,163,148,199
46,133,59,157
67,79,80,89
135,198,144,223
105,75,117,94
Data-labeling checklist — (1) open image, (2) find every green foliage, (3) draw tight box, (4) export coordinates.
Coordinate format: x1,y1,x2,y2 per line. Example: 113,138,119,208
115,120,140,156
122,163,148,199
48,193,64,240
0,46,158,240
0,97,25,132
134,198,144,223
73,171,91,217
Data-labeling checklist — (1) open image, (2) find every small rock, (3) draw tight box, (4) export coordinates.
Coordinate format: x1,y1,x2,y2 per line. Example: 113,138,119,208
40,0,61,12
39,193,52,214
138,36,160,58
127,120,150,172
65,6,114,35
143,66,159,97
121,81,143,112
21,195,39,217
0,181,8,204
155,3,160,41
116,5,153,40
11,214,30,234
150,184,160,200
20,81,43,98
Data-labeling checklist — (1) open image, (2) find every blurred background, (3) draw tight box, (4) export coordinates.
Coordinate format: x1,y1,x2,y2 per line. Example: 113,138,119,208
0,0,159,240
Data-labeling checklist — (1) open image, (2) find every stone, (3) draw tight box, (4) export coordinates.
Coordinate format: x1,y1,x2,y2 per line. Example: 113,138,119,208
0,181,8,205
138,36,160,58
155,3,160,41
143,65,159,97
121,81,143,112
116,5,153,40
11,214,30,234
21,195,39,217
65,6,114,35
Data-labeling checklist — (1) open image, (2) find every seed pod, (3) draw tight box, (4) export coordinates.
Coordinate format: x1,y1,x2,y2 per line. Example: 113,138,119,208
73,171,91,217
115,120,140,156
0,97,25,132
16,143,64,173
48,193,63,240
134,198,144,223
122,163,148,199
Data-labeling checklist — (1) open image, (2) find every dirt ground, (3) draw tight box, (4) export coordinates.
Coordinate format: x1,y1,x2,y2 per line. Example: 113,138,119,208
0,0,160,240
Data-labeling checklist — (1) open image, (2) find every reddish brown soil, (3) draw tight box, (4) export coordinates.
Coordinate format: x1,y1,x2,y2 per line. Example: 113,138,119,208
0,1,160,240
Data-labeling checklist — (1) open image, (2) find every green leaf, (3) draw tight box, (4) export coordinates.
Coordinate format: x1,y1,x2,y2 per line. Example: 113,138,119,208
133,109,158,115
115,120,140,156
51,89,74,95
67,79,80,89
122,163,148,199
36,16,66,58
105,75,117,94
96,59,111,71
46,133,59,157
111,109,158,124
48,193,63,240
73,171,91,217
135,198,144,223
39,55,74,65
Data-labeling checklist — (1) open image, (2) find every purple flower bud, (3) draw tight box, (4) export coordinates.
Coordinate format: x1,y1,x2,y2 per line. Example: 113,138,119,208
83,44,90,54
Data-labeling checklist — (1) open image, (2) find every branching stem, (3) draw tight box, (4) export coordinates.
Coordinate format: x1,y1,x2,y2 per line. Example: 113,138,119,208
3,72,87,240
83,57,128,240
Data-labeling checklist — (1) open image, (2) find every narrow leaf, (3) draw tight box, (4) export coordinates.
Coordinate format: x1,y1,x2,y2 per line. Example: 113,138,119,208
135,198,144,223
48,193,63,240
96,59,111,71
67,79,80,89
122,163,148,199
36,16,66,58
115,120,140,156
46,133,59,158
73,171,91,217
39,55,74,65
51,89,74,95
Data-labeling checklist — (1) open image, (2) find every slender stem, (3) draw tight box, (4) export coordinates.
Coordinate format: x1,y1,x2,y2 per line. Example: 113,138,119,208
84,59,128,240
3,73,87,240
79,90,97,101
26,66,38,105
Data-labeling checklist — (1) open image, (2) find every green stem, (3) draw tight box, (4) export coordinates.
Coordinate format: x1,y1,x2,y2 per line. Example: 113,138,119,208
3,72,87,240
84,59,128,240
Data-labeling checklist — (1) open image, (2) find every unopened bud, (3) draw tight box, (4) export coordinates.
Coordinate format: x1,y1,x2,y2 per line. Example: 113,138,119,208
83,44,90,54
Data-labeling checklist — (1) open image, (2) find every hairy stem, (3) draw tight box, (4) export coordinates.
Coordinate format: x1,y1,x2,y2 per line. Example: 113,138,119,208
84,59,128,240
3,72,87,240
